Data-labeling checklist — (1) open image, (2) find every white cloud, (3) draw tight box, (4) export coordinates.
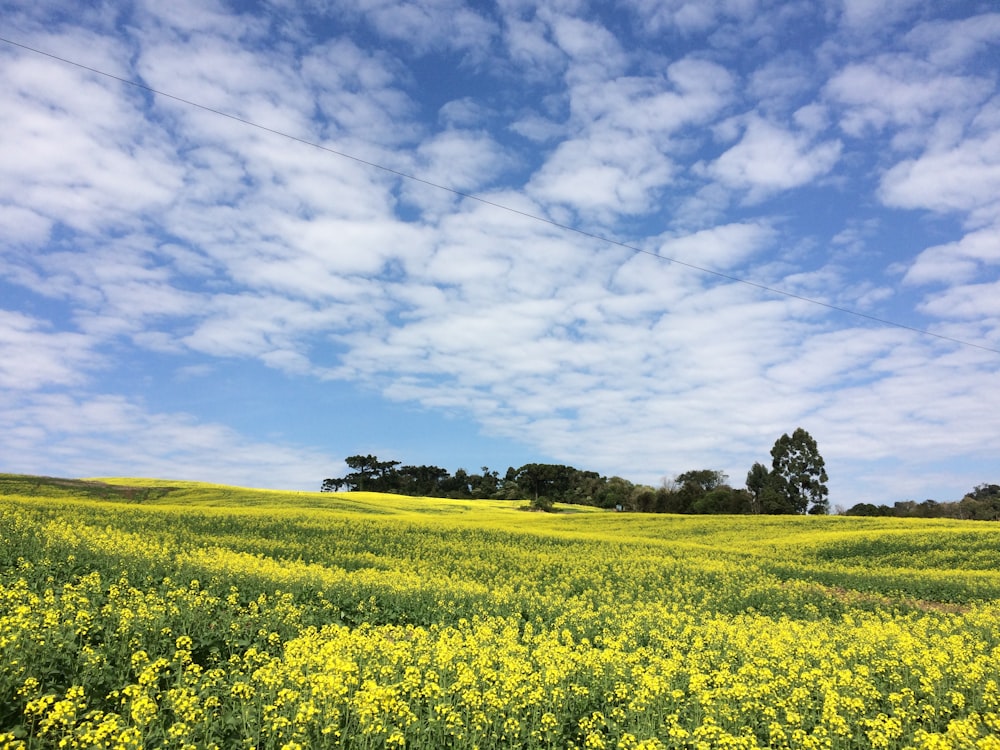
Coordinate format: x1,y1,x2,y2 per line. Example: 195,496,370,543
546,12,628,82
814,342,1000,463
839,0,923,31
0,311,100,391
749,53,815,112
623,0,758,34
439,98,491,128
136,0,267,39
399,129,511,216
526,56,734,219
904,226,1000,286
528,134,675,219
0,204,52,245
300,38,419,145
2,0,999,507
704,115,842,200
135,31,315,140
565,59,734,136
311,0,497,58
905,12,1000,67
827,58,992,142
0,391,338,490
501,13,565,79
879,131,1000,219
918,280,1000,322
180,292,377,368
509,114,565,143
654,222,776,269
1,238,204,344
0,46,183,234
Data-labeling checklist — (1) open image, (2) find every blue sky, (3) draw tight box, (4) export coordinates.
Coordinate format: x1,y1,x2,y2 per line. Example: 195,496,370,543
1,0,999,506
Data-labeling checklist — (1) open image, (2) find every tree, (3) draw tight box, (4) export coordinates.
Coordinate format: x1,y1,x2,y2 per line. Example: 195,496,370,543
958,483,1000,520
321,477,347,492
515,463,575,510
498,467,522,500
676,469,727,497
469,467,500,498
968,483,1000,501
396,464,450,496
845,502,890,516
769,428,829,514
323,455,401,492
692,486,753,514
441,468,473,498
631,485,657,513
673,470,741,514
745,462,792,514
594,476,634,509
745,462,770,514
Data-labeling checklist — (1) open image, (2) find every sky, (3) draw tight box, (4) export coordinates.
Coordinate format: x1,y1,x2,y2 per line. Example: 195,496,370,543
1,0,999,507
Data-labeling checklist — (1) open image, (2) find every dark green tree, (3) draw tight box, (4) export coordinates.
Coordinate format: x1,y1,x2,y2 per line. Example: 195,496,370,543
515,463,575,510
469,467,500,498
958,483,1000,520
324,455,401,492
396,465,450,496
676,469,727,509
845,502,890,516
760,473,795,514
745,463,795,514
677,469,726,494
631,485,657,513
566,469,603,505
769,428,829,514
968,483,1000,501
594,476,634,509
745,462,770,514
498,467,522,500
654,479,688,513
441,468,473,498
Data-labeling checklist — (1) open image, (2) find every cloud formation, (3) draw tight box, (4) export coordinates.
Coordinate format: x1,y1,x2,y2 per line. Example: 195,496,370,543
0,0,998,504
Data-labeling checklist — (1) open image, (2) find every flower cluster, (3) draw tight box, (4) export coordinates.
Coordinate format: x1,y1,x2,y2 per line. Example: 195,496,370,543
2,493,1000,748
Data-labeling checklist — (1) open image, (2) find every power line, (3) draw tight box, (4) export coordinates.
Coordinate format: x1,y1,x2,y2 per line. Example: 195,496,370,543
3,35,999,356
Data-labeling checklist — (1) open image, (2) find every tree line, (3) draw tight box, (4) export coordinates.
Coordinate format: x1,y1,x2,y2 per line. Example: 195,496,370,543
843,483,1000,521
321,428,837,515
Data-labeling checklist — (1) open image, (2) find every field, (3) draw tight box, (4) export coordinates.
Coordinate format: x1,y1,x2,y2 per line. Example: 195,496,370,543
1,475,999,749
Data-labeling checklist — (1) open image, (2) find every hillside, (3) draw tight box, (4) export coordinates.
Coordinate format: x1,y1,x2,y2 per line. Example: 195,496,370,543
2,474,1000,748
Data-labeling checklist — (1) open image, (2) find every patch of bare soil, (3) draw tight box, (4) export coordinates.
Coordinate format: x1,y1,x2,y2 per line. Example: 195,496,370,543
793,580,971,614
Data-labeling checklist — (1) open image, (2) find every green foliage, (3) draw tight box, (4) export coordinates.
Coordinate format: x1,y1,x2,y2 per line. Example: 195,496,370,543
769,428,829,515
656,470,751,514
676,469,726,502
845,484,1000,521
745,462,770,514
2,482,1000,750
317,445,1000,522
324,458,620,510
593,476,632,509
514,463,575,506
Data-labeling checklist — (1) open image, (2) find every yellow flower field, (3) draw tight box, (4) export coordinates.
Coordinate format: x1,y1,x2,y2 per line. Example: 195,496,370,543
1,476,999,749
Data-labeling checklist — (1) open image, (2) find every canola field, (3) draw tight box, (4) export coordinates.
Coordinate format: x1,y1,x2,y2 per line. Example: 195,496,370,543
1,476,1000,750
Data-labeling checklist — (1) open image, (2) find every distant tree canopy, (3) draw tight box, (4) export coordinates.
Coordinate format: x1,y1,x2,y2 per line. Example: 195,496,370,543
322,456,501,499
844,483,1000,521
321,457,753,514
320,436,994,520
320,455,401,493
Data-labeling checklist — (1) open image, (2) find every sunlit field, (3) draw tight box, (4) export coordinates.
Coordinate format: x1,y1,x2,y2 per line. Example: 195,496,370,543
2,474,999,749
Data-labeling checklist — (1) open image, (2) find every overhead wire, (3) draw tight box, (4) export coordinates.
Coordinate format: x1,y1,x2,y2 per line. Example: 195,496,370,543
2,35,998,356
